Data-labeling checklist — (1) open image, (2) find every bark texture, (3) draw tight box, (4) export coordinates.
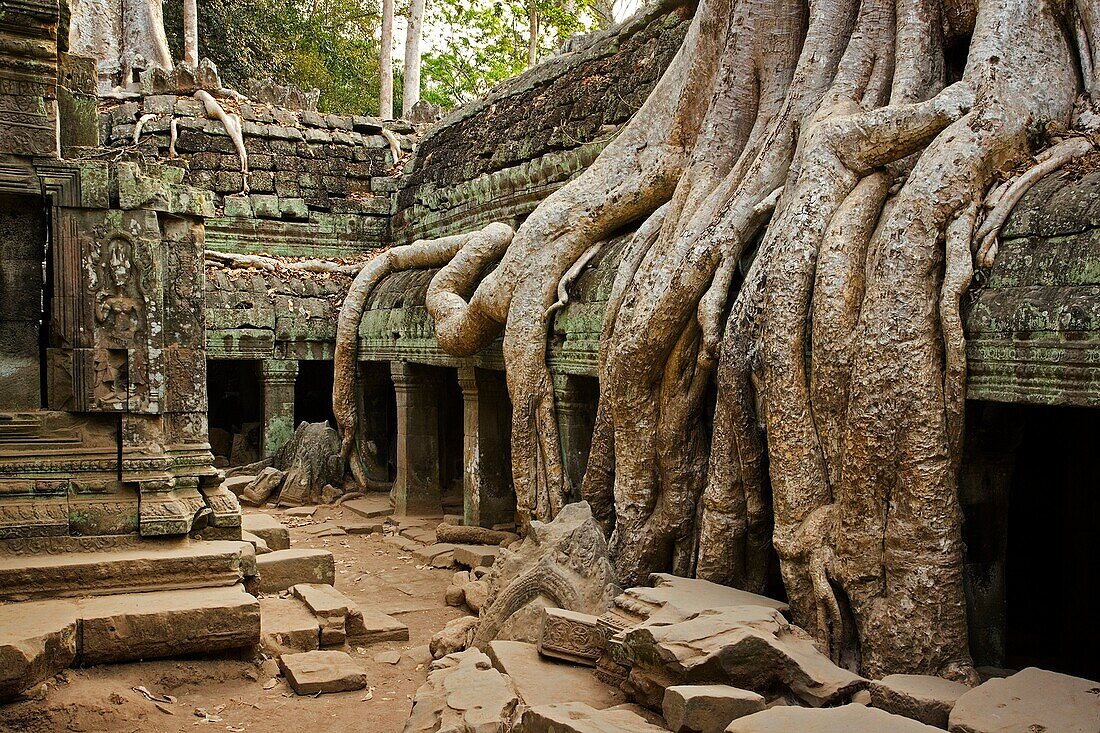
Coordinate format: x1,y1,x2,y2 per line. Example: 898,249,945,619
334,0,1098,680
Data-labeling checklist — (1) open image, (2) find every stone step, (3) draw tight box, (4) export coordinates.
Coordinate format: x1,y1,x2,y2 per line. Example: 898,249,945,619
253,549,335,593
78,585,259,664
1,585,260,699
0,540,257,601
291,583,353,645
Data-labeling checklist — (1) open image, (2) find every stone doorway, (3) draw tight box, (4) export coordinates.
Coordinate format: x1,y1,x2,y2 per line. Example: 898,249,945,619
207,359,264,466
0,193,47,410
295,360,337,428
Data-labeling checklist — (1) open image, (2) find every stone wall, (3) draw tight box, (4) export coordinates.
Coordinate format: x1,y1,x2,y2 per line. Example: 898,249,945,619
96,94,409,258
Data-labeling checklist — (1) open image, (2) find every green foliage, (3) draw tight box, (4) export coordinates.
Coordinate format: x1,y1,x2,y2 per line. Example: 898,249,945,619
163,0,382,115
420,0,598,110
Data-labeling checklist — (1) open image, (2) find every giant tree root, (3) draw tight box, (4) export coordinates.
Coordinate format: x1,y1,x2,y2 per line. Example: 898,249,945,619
327,0,1097,681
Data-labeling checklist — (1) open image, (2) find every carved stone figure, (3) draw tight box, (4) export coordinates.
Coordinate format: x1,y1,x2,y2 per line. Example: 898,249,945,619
472,501,615,649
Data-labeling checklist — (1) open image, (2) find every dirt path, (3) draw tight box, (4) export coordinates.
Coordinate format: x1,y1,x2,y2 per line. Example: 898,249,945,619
0,506,466,733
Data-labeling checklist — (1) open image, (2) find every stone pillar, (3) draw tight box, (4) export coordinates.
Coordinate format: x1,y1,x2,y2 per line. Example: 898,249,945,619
261,359,298,457
553,374,597,501
458,367,515,528
391,361,442,515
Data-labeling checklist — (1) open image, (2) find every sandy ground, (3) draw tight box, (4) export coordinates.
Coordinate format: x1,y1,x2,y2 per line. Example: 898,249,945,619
0,505,467,733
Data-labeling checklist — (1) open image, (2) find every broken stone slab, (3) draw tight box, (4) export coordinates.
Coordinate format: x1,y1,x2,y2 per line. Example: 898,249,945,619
291,583,357,646
239,467,286,507
0,599,79,701
375,650,401,664
621,605,866,708
726,703,944,732
488,640,625,710
284,505,318,517
401,526,438,545
663,685,766,733
254,549,335,593
341,495,394,520
539,607,604,666
336,519,384,535
615,574,789,626
79,585,260,664
403,649,520,733
349,608,409,644
521,702,669,733
0,540,256,601
279,650,367,695
241,530,272,555
870,674,970,729
452,544,500,569
384,535,424,553
241,513,290,550
260,596,320,654
948,667,1100,733
414,543,457,568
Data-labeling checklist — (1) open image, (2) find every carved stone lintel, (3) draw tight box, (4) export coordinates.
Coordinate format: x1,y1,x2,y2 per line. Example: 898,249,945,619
538,607,604,666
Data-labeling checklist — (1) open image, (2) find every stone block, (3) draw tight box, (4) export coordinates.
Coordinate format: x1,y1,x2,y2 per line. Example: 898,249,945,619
948,667,1100,733
279,650,367,695
727,704,944,732
488,640,625,710
254,549,335,593
348,609,408,644
223,475,255,496
291,583,357,646
241,513,290,550
414,543,456,568
223,195,253,217
259,597,320,654
663,685,766,733
870,674,970,729
79,585,259,664
452,544,500,569
239,468,285,507
241,530,271,554
538,607,603,666
0,540,255,601
279,198,309,220
250,194,282,218
522,702,668,733
0,600,79,701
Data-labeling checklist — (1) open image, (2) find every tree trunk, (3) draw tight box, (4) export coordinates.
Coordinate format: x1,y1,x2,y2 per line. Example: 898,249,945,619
182,0,198,65
380,0,394,119
332,0,1098,681
527,4,539,68
402,0,425,116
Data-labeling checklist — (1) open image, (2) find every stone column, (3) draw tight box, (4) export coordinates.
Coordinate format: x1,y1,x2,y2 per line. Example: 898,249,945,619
458,367,515,528
391,361,442,515
261,358,298,457
553,374,597,501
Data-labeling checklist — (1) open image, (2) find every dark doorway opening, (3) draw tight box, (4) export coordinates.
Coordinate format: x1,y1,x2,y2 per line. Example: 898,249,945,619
206,359,263,465
295,360,336,427
1003,403,1098,680
0,194,47,410
360,361,398,482
439,367,464,516
961,401,1099,680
